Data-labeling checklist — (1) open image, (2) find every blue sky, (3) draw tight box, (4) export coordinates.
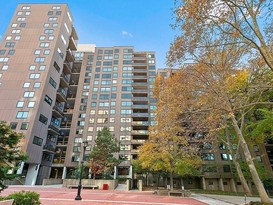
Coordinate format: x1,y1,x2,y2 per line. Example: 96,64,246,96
0,0,177,68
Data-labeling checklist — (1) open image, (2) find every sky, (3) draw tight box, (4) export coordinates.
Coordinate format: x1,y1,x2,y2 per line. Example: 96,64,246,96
0,0,178,68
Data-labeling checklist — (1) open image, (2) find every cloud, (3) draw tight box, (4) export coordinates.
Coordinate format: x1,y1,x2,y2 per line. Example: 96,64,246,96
121,30,133,37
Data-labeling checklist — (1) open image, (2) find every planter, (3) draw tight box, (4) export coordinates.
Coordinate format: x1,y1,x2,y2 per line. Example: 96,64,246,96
0,199,14,205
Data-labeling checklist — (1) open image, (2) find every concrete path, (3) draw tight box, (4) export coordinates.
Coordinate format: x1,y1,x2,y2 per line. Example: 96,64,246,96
2,185,273,205
115,183,127,191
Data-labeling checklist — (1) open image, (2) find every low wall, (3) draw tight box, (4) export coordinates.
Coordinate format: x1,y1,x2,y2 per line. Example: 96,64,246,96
42,178,63,186
63,179,118,190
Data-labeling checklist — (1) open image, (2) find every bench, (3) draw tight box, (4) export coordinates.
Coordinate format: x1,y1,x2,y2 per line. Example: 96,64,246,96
68,185,99,189
83,185,99,189
168,190,191,197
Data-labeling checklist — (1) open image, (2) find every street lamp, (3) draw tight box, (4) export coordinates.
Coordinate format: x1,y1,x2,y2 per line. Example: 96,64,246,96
75,140,88,201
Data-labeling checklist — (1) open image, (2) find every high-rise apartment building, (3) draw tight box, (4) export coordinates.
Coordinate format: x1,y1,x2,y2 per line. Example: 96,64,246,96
50,46,157,180
0,4,157,185
0,3,78,185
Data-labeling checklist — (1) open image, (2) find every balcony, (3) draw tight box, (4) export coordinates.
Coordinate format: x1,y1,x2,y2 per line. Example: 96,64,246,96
131,82,147,86
60,121,72,129
131,139,146,144
132,97,148,101
132,75,147,79
66,48,74,62
132,121,149,126
69,36,77,51
57,88,67,102
132,113,149,118
133,68,147,73
63,61,72,74
60,74,70,87
133,56,146,61
43,144,56,153
132,105,148,109
48,124,60,135
53,103,64,118
131,130,148,135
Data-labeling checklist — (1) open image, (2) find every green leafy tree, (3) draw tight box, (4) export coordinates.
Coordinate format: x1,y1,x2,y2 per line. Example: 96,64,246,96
0,121,27,191
89,127,120,179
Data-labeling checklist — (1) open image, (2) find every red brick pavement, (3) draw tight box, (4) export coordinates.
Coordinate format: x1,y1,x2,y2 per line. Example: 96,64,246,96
1,186,208,205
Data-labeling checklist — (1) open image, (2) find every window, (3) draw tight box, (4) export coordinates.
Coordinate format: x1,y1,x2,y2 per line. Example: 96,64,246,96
27,101,35,108
14,35,21,40
52,23,58,28
54,62,60,72
34,49,41,55
102,74,111,78
11,23,18,28
6,36,12,40
16,111,28,119
121,101,132,106
56,11,62,15
35,57,45,63
44,29,54,34
39,114,48,124
44,49,50,55
12,29,21,34
20,122,29,130
22,6,31,10
23,91,34,97
121,94,132,99
29,73,40,79
201,153,215,161
5,42,15,47
48,17,57,21
23,82,30,88
17,11,23,15
44,95,52,105
33,136,43,146
0,57,9,62
56,48,63,59
17,17,26,21
39,35,46,40
39,65,46,71
64,22,69,33
91,94,97,99
221,153,232,161
223,165,231,172
8,50,15,55
53,6,61,10
61,35,66,45
48,35,55,40
25,11,31,15
44,23,50,27
10,122,18,130
19,23,26,28
121,109,132,115
2,65,8,70
40,42,50,48
103,61,112,66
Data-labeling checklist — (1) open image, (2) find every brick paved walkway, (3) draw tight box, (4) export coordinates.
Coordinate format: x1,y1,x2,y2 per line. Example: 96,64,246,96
1,186,207,205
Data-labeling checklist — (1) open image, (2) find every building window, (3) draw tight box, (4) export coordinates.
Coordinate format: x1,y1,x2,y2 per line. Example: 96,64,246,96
20,122,29,130
17,17,26,21
48,17,57,21
44,29,54,34
33,136,43,146
33,82,41,88
0,58,9,62
12,29,21,34
57,48,64,58
5,42,15,47
44,95,52,105
44,23,50,27
8,50,15,55
223,165,231,172
56,11,62,15
16,111,29,119
23,82,30,88
35,57,45,63
29,73,40,79
39,114,48,125
17,11,23,15
25,11,31,15
16,101,24,107
40,42,50,48
23,91,34,97
22,6,31,10
39,65,46,71
201,153,215,161
48,35,55,40
34,49,41,55
2,65,9,70
64,22,69,33
14,36,21,40
10,122,18,130
221,153,232,161
39,35,46,40
27,101,35,108
0,50,6,55
53,62,60,72
48,11,53,15
44,49,50,55
52,23,58,28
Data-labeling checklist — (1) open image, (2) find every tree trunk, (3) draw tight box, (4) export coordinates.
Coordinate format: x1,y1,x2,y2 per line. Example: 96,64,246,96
230,114,270,203
226,133,252,196
170,171,174,191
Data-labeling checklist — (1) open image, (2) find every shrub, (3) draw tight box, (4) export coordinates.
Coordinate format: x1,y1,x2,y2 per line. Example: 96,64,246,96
249,202,273,205
5,190,40,205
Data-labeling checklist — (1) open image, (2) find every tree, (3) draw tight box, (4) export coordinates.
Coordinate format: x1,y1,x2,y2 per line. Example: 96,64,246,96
0,121,27,191
88,127,120,179
169,0,273,71
138,73,202,190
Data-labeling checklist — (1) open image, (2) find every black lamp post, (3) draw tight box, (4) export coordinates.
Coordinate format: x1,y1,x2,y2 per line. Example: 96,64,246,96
75,140,88,200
